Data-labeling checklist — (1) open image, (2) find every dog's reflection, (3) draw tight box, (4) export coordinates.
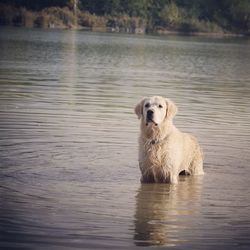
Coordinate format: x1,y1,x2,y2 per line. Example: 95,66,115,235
134,176,203,247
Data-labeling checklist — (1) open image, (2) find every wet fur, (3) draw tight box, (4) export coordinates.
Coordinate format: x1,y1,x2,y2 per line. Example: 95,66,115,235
135,96,204,184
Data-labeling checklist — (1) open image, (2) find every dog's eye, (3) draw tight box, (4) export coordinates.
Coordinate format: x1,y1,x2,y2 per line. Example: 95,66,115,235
158,104,163,108
145,103,150,108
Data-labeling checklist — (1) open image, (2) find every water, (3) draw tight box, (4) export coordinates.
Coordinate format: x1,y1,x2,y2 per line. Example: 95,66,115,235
0,27,250,249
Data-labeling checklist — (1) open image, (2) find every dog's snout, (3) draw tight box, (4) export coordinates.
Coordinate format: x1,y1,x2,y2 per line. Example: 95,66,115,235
147,110,154,118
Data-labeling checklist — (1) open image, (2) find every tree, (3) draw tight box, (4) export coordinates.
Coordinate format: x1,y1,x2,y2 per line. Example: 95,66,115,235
160,2,181,26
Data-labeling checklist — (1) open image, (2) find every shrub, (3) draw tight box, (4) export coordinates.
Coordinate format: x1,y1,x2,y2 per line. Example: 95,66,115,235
160,2,182,27
32,6,76,28
20,8,36,28
78,11,107,29
0,4,16,25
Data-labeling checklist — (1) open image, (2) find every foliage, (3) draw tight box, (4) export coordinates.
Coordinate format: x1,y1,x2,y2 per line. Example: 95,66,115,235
78,0,250,33
160,2,181,26
0,0,249,34
0,0,69,10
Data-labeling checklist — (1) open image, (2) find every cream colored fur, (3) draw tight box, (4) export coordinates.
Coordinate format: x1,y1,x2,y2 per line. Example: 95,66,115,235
134,96,204,184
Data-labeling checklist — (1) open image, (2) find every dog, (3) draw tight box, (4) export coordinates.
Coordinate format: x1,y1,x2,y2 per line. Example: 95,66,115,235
134,96,204,184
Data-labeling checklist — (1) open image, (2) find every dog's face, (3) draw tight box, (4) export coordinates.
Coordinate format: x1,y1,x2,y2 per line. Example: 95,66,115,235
142,96,167,126
135,96,177,126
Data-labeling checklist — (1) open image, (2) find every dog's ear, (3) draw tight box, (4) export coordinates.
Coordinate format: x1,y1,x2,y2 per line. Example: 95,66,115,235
165,98,178,120
134,98,145,119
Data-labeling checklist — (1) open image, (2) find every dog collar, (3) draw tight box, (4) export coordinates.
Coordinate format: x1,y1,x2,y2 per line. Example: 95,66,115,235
150,139,160,145
150,134,170,145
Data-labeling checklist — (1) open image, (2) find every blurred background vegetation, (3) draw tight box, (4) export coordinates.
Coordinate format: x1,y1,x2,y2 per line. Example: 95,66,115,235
0,0,249,35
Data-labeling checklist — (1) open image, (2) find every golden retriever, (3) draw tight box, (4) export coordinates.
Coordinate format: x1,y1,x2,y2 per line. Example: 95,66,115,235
134,96,204,184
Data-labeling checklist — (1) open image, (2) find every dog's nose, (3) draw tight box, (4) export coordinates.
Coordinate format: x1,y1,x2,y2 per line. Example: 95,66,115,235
147,110,154,119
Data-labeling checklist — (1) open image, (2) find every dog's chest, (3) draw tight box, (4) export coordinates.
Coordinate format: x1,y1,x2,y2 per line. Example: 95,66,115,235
142,142,165,167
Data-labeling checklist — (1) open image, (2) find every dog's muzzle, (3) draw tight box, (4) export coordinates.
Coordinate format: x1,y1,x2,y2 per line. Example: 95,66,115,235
146,110,157,126
147,110,154,121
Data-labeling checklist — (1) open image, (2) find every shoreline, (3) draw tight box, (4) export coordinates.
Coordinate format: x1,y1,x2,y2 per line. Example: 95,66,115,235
0,4,248,38
1,25,248,38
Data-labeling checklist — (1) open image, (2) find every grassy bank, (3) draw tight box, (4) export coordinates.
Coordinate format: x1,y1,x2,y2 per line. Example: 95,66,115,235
0,4,146,33
0,3,249,36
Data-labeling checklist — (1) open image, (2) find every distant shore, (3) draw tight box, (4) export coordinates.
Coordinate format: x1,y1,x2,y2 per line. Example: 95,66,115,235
0,4,249,37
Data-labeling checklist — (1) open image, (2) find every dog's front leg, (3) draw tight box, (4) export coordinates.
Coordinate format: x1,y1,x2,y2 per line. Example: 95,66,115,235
169,172,178,184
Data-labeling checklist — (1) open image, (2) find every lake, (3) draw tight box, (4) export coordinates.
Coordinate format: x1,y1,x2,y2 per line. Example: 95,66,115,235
0,27,250,249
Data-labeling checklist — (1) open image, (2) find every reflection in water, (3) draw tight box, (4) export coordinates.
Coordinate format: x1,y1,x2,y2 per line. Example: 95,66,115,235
61,30,77,86
134,176,203,247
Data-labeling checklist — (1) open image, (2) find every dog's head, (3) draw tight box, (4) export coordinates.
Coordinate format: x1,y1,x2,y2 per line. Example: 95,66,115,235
134,96,177,127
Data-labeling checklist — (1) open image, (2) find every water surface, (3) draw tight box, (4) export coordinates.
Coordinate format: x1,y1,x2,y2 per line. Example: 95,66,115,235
0,27,250,249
